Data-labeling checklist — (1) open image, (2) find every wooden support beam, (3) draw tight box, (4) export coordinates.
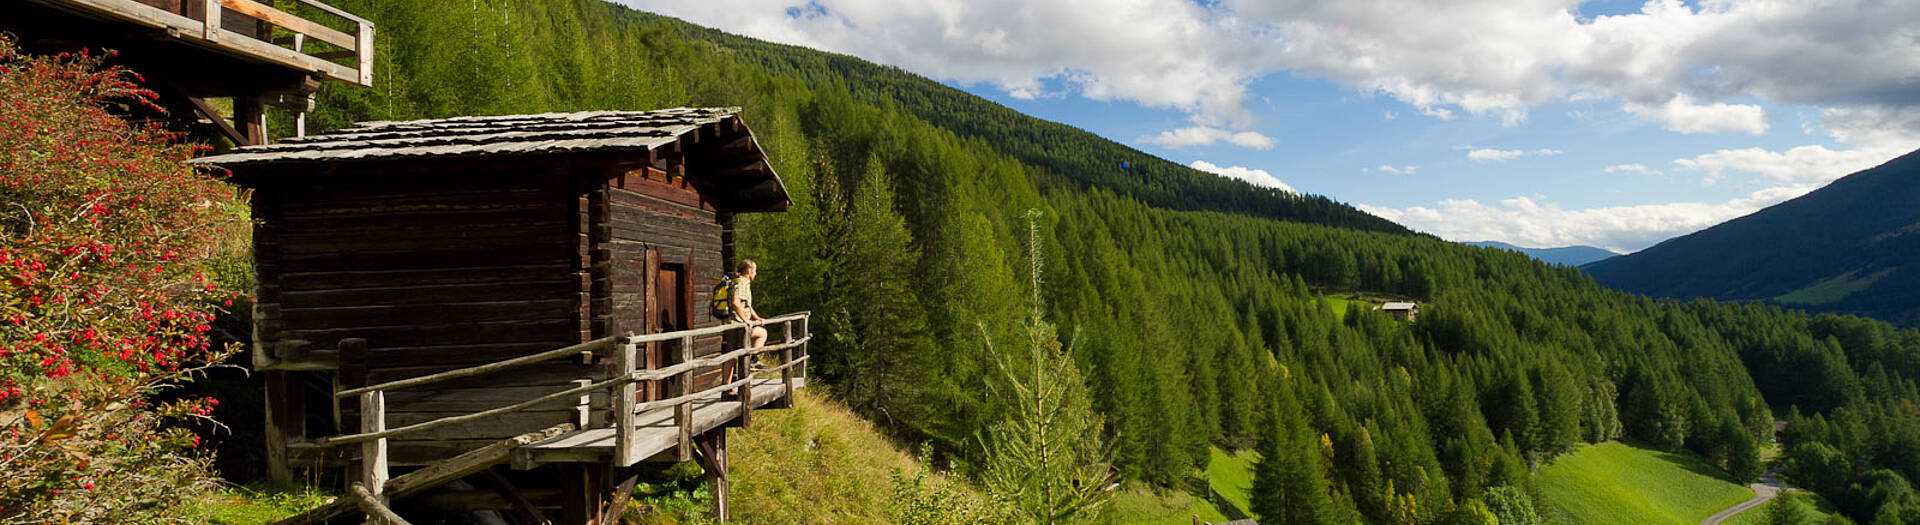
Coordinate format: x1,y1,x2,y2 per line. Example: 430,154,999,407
350,483,412,525
572,378,593,429
676,335,693,462
202,0,221,42
360,389,388,502
600,466,644,525
694,432,730,523
235,96,266,146
736,328,753,429
614,343,638,466
777,321,795,409
263,370,303,483
184,96,247,147
557,463,604,525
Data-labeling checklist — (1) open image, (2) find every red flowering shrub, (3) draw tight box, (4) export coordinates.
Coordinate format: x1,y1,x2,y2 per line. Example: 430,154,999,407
0,35,247,521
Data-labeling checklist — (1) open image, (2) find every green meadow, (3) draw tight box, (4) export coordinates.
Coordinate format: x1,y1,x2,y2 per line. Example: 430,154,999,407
1537,442,1754,525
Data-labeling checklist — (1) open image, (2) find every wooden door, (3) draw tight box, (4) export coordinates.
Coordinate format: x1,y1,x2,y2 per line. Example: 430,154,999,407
643,248,692,401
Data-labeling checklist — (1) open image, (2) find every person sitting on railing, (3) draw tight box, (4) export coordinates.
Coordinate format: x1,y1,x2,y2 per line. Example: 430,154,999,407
732,259,769,349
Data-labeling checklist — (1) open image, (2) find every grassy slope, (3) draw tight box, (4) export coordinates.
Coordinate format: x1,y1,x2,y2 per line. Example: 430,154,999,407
727,389,1007,524
1106,484,1231,525
1537,442,1754,525
1206,447,1258,516
1724,491,1841,525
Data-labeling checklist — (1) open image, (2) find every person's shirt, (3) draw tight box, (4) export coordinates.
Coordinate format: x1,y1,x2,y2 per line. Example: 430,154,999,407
735,276,755,320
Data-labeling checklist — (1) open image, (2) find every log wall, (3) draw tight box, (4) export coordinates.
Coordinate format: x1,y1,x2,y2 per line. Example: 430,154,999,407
598,167,735,393
254,171,589,465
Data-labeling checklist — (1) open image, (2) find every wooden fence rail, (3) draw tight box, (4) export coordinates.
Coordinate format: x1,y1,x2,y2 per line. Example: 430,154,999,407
308,312,811,509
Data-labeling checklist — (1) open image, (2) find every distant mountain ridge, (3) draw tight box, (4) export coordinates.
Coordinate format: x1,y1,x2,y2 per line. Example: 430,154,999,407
1584,148,1920,326
1465,241,1620,266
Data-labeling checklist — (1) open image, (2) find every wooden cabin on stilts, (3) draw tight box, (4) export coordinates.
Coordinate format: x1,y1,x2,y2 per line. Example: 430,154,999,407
194,108,809,524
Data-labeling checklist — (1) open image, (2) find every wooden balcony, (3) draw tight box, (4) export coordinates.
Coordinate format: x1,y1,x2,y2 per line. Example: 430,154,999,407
10,0,373,89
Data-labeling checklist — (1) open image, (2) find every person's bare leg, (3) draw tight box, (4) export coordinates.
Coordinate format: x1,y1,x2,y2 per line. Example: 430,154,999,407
750,326,768,348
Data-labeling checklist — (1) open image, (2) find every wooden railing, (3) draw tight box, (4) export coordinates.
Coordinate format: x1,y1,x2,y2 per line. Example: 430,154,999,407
43,0,374,86
313,312,811,502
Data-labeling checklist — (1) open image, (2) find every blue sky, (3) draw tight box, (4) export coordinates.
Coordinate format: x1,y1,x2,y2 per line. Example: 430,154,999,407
626,0,1920,253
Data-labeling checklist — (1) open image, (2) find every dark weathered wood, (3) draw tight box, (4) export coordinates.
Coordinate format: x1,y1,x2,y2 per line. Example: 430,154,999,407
263,370,299,483
601,466,644,525
184,95,247,146
360,390,388,500
558,463,603,525
778,321,795,409
615,343,638,466
676,335,693,462
338,335,619,398
475,469,545,525
351,483,411,525
324,374,625,445
416,487,561,512
235,95,265,146
694,431,729,523
382,424,572,497
281,319,576,349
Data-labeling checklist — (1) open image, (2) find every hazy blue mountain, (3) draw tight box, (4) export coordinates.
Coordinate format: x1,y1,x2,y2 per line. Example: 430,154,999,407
1465,241,1620,267
1584,147,1920,326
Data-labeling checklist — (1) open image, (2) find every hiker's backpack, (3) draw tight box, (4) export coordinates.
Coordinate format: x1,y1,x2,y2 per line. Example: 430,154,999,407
709,275,736,321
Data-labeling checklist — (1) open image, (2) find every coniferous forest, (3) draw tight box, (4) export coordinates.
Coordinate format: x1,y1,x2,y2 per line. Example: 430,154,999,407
234,1,1920,523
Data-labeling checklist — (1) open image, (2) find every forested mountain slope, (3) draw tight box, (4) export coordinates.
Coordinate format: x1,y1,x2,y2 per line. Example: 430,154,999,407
1586,148,1920,327
278,1,1920,522
1465,241,1619,267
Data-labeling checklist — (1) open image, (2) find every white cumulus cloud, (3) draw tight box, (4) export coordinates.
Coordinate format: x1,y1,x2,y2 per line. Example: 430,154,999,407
1358,185,1818,253
1374,165,1418,175
1140,126,1276,150
1622,95,1768,134
626,0,1920,142
1673,144,1909,184
1190,160,1295,193
1605,163,1663,175
1468,148,1562,162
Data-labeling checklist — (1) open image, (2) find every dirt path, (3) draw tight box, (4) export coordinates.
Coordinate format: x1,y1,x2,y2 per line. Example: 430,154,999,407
1702,466,1785,525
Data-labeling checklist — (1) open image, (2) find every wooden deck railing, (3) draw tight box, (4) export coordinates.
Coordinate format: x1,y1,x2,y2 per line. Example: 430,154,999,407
311,312,811,502
41,0,374,86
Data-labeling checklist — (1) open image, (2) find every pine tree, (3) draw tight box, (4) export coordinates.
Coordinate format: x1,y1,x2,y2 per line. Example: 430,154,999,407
977,209,1112,524
1252,375,1336,525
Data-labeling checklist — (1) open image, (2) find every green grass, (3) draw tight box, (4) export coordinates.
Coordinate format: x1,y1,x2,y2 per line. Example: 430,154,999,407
1324,294,1358,321
1725,491,1840,525
724,389,1010,524
1103,483,1231,525
181,483,336,524
1206,447,1258,517
1536,442,1755,525
1775,269,1894,305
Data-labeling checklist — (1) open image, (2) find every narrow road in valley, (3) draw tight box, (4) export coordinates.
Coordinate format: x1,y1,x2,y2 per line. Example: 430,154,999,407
1701,466,1786,525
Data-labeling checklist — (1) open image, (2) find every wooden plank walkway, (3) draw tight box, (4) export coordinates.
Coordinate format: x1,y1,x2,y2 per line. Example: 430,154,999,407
512,377,801,468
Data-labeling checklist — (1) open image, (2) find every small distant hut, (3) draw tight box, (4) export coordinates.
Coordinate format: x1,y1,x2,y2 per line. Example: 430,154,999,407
1376,302,1419,322
196,108,810,524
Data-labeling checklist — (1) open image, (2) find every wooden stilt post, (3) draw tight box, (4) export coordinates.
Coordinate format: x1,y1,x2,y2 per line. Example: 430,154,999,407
736,324,752,429
675,336,693,462
695,432,730,523
614,343,638,466
777,320,795,409
234,95,267,146
557,463,604,525
263,370,301,484
359,389,387,503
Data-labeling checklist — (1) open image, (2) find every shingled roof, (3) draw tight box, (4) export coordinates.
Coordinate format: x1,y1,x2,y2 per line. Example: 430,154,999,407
196,107,791,212
196,107,741,165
